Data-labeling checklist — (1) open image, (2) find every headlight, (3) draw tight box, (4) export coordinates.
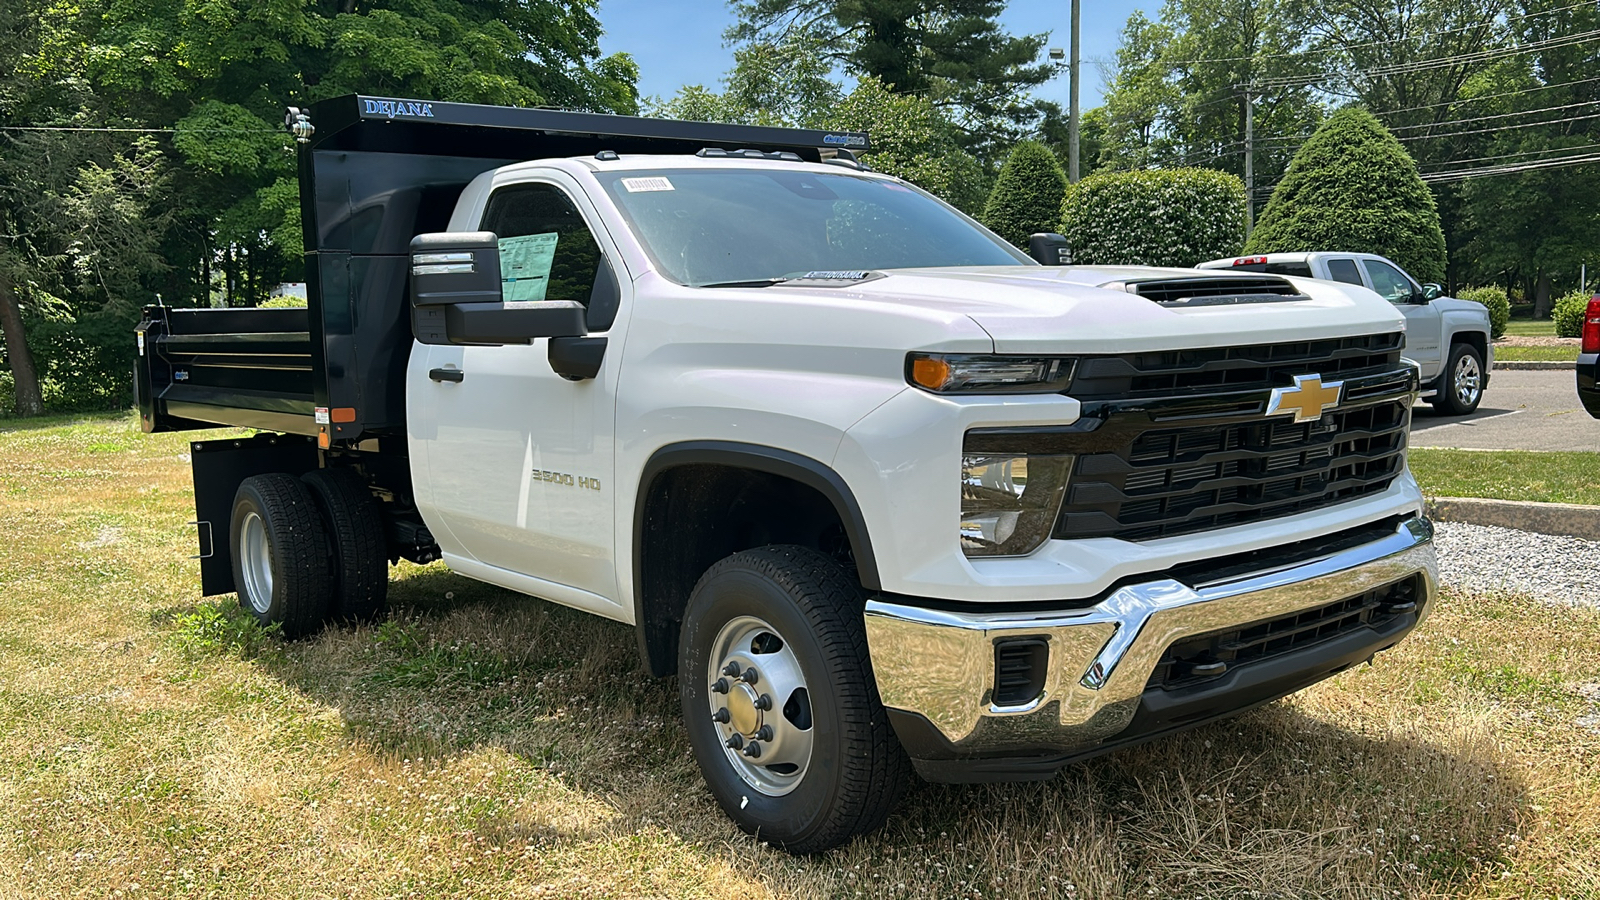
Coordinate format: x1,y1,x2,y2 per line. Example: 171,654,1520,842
960,453,1073,557
908,353,1075,394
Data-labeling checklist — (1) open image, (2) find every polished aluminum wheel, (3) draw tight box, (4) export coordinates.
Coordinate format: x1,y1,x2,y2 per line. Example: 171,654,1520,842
707,615,813,796
237,510,274,615
1453,352,1482,408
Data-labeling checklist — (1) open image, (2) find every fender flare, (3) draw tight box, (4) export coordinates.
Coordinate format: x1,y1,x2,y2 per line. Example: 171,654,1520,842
631,440,881,675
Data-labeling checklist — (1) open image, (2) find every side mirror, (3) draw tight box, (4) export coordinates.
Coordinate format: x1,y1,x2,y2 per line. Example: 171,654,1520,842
1027,233,1072,266
1421,283,1443,302
409,232,586,346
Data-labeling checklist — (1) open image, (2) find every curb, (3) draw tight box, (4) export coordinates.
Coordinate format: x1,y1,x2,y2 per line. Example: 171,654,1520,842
1426,496,1600,540
1492,360,1575,370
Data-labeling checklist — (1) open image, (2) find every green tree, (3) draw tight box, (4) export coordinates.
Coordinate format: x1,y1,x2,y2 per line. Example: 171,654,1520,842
725,0,1051,154
980,141,1067,248
1246,108,1446,283
1060,168,1246,267
652,43,989,214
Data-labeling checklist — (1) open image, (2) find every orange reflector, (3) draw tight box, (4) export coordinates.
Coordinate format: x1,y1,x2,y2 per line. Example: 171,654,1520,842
330,407,356,423
911,357,952,390
317,429,330,449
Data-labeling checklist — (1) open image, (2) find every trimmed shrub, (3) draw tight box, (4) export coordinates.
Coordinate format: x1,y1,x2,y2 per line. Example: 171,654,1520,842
260,295,308,308
981,141,1069,249
1458,286,1510,340
1554,289,1590,338
1246,108,1446,284
1058,168,1246,267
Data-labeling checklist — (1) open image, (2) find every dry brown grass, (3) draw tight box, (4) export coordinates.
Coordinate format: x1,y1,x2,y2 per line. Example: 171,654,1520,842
1,412,1597,899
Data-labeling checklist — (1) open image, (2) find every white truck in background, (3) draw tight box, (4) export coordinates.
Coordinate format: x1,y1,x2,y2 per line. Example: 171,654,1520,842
136,96,1439,853
1199,252,1493,415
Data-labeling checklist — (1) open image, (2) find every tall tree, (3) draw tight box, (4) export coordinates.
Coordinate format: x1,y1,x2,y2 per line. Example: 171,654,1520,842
1247,108,1447,282
725,0,1051,153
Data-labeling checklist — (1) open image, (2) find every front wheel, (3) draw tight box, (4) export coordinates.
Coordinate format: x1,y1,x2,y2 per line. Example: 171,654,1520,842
1431,343,1484,415
678,545,910,853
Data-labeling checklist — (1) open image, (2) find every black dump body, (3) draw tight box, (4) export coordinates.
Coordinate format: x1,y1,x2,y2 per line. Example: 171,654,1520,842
135,94,871,444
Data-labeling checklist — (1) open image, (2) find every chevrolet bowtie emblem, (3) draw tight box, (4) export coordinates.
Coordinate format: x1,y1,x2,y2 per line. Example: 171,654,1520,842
1267,374,1343,423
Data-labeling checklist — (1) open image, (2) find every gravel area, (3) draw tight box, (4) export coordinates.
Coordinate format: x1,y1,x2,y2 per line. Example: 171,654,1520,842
1434,521,1600,609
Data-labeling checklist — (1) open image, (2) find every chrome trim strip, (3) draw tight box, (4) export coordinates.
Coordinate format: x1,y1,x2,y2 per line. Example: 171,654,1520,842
863,518,1436,753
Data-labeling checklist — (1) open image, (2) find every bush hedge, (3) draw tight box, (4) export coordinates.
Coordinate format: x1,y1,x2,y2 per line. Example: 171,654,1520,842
980,141,1068,249
1058,168,1246,267
1457,286,1511,340
1245,108,1446,284
1554,289,1590,338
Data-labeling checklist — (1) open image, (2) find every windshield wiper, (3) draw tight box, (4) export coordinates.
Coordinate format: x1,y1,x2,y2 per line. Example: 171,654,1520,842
693,278,790,288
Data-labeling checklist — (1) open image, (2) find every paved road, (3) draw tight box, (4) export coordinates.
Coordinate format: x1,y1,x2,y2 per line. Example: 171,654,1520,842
1410,368,1600,451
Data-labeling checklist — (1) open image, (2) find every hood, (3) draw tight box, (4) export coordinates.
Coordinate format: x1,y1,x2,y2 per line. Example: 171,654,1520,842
758,265,1407,354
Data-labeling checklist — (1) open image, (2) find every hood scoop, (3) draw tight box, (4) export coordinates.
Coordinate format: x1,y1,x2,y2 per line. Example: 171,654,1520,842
1115,275,1310,307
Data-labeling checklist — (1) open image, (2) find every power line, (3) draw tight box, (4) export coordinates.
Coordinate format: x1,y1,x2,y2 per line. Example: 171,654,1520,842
1373,74,1600,117
1419,140,1600,169
1254,28,1600,88
1398,108,1600,140
1421,150,1600,181
1156,0,1590,67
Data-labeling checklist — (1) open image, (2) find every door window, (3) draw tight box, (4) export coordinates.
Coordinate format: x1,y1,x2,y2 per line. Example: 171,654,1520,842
482,183,603,310
1325,258,1363,285
1361,259,1417,303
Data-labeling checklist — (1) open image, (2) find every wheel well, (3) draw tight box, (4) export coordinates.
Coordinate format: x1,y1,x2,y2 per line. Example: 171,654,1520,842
635,462,861,677
1454,330,1487,360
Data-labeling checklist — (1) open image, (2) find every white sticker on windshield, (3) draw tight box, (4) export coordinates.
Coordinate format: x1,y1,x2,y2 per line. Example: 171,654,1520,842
621,176,674,193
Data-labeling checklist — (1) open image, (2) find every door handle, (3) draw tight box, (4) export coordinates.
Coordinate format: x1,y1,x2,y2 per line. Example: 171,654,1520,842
429,367,464,383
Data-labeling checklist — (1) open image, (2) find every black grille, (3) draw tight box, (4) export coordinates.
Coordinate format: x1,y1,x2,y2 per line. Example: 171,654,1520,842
1149,575,1423,690
1056,398,1409,542
1071,332,1404,400
1129,276,1303,305
992,639,1049,706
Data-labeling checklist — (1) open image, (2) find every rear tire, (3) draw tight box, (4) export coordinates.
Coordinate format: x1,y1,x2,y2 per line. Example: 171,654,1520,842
1431,343,1484,415
230,474,332,638
678,545,911,854
302,467,388,622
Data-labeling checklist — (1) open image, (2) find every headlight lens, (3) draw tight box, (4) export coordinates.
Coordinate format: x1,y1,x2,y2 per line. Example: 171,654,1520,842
908,353,1075,394
960,453,1073,557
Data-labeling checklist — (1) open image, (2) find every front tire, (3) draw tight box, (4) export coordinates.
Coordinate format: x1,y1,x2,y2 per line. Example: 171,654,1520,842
678,545,910,854
1431,343,1484,415
230,474,332,638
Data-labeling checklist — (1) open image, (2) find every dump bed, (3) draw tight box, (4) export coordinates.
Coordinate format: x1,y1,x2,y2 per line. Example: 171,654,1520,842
135,94,871,442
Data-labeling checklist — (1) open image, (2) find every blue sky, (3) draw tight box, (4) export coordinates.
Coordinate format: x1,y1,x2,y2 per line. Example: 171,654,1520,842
596,1,1162,111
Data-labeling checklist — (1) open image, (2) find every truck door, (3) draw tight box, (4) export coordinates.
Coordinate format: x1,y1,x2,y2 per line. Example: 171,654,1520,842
1361,258,1442,380
417,177,623,606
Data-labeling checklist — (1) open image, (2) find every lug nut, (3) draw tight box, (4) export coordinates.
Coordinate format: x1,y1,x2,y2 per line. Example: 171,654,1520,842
712,708,730,724
711,678,730,694
725,733,744,750
742,741,762,759
754,693,773,711
757,725,774,741
722,662,742,677
741,667,760,684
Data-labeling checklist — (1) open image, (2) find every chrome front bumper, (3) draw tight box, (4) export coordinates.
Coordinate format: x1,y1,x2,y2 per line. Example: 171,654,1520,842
864,518,1437,760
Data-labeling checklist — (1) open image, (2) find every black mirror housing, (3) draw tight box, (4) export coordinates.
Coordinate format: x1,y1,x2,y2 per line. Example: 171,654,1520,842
1027,233,1072,266
409,231,587,345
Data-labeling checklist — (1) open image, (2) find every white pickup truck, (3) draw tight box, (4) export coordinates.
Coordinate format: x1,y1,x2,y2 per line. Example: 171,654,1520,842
136,96,1438,853
1199,252,1493,414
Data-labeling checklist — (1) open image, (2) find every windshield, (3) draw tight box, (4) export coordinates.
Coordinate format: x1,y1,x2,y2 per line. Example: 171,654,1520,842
596,168,1029,286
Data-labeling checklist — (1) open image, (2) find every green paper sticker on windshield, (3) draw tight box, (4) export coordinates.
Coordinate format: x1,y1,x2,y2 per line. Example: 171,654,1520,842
499,232,558,302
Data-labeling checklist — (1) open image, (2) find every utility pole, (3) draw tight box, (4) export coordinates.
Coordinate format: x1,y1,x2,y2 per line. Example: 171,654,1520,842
1243,87,1254,237
1069,0,1081,183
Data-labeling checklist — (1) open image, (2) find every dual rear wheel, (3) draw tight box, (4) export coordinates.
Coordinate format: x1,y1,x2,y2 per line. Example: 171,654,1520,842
229,469,388,637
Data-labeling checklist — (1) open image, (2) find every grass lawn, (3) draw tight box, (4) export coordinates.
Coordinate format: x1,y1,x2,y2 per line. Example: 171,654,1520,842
1503,318,1557,337
1,413,1598,898
1492,345,1577,362
1409,448,1600,505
